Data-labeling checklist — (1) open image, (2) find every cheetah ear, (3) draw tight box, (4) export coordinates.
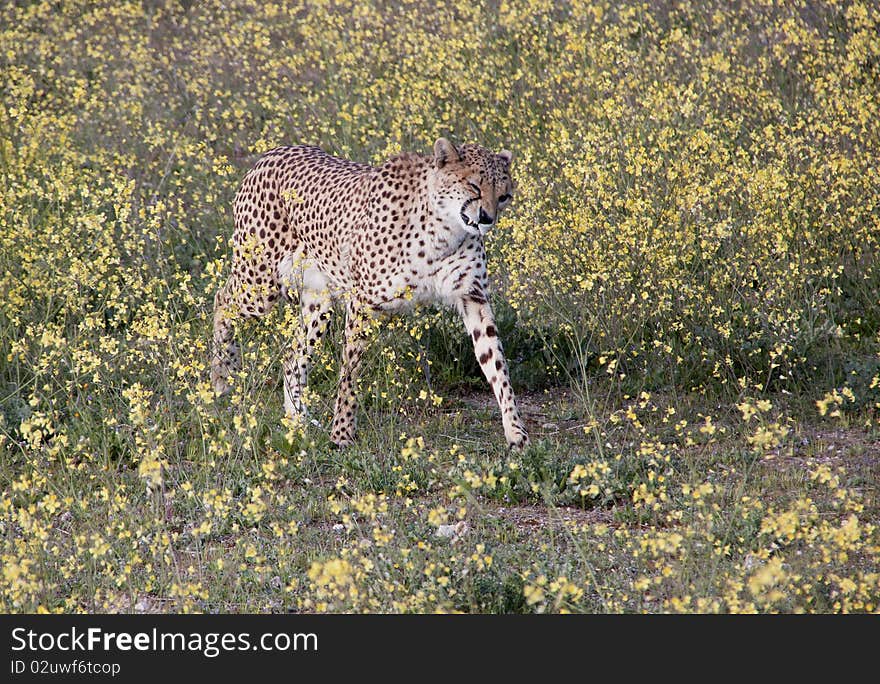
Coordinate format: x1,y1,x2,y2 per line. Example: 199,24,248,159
498,149,513,165
433,137,460,168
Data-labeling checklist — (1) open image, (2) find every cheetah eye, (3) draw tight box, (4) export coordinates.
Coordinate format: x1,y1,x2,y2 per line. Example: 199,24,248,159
467,182,481,196
498,193,512,204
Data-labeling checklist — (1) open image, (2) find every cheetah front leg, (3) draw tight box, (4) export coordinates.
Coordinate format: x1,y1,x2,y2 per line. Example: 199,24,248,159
330,300,371,447
283,289,334,419
457,290,530,449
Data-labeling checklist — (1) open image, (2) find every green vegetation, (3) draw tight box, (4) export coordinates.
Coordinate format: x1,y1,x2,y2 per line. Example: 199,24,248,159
1,0,878,613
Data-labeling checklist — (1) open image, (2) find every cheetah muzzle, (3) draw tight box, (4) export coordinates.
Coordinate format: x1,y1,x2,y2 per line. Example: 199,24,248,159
211,137,530,449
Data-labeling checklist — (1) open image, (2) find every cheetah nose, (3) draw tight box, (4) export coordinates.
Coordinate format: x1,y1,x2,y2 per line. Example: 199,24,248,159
478,209,494,225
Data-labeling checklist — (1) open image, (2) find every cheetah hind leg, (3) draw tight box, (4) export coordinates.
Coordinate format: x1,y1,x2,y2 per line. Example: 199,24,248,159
283,288,334,426
211,278,241,396
212,273,282,396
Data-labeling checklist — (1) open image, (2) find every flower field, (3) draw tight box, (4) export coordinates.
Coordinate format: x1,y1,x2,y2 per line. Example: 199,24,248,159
1,0,879,613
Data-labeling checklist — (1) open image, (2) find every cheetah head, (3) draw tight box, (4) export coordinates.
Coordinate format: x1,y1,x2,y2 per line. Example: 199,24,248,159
429,138,514,238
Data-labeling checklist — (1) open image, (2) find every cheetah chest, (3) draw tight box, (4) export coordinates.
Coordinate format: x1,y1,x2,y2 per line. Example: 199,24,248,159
349,222,486,313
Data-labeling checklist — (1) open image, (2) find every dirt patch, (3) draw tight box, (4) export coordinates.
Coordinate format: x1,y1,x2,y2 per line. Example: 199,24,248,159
455,388,588,436
484,502,613,531
791,426,880,465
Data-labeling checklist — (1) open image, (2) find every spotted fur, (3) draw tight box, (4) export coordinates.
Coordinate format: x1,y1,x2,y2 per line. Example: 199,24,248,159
211,138,530,448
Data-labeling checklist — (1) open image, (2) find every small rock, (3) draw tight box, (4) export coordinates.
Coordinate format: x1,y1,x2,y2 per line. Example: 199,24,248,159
435,521,468,542
134,597,153,613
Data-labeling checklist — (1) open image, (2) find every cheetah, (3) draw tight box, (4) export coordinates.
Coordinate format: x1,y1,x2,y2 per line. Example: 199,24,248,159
210,138,530,449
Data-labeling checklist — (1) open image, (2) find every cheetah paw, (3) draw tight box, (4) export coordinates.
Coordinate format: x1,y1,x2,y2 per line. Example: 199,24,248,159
506,432,531,451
